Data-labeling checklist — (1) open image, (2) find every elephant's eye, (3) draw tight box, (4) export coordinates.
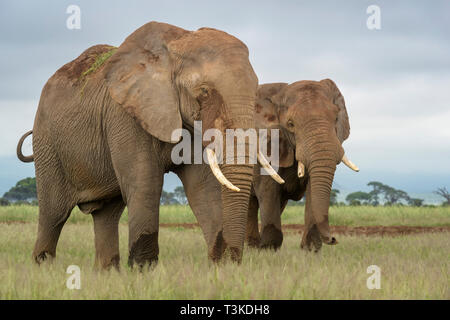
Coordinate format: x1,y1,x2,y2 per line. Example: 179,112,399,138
287,119,294,128
200,87,209,96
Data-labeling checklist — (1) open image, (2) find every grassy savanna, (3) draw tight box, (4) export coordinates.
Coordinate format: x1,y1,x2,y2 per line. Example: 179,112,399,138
2,204,450,226
1,205,449,299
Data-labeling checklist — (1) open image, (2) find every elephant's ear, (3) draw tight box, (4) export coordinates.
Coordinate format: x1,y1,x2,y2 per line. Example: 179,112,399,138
255,83,287,128
104,22,189,143
320,79,350,142
255,83,293,167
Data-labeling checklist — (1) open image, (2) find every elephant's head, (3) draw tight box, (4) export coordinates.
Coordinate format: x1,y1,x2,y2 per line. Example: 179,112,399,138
256,79,359,245
103,22,280,261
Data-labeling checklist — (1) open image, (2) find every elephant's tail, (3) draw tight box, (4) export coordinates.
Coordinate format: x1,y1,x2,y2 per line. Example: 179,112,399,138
17,130,34,163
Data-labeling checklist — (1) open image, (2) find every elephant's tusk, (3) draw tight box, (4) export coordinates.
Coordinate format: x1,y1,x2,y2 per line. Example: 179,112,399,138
206,148,241,192
298,161,305,178
341,154,359,172
257,152,285,184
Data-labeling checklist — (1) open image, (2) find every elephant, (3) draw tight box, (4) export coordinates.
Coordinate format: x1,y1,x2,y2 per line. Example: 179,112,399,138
245,80,359,251
16,21,283,269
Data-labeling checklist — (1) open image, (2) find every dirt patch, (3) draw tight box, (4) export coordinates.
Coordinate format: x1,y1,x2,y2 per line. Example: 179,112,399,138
160,223,198,229
2,221,448,236
284,224,450,236
160,223,450,237
0,221,27,225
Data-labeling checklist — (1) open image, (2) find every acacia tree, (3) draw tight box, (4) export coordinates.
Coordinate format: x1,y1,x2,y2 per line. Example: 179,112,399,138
3,177,37,201
160,191,179,205
367,181,415,206
367,181,384,205
330,189,340,206
346,191,372,206
434,187,450,206
173,186,187,204
383,186,410,205
408,198,424,207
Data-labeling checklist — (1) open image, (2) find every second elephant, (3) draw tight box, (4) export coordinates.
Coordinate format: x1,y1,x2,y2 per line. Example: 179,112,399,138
246,79,359,251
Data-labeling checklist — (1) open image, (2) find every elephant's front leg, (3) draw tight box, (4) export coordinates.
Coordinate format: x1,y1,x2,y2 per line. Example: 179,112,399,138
256,179,283,250
126,172,164,269
246,196,260,248
108,128,165,269
175,164,225,262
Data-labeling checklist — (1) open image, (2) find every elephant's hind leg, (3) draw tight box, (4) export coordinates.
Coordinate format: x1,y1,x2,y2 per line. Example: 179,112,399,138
32,180,75,264
91,197,125,270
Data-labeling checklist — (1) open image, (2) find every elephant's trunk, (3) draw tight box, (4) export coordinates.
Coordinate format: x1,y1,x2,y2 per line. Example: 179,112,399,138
220,162,253,262
298,122,340,245
307,158,336,243
219,100,255,263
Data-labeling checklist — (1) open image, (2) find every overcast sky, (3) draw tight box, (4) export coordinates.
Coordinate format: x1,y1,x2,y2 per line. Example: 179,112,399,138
0,0,449,199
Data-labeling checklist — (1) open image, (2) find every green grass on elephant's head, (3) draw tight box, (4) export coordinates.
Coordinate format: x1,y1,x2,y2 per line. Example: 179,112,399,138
0,222,448,299
80,47,117,80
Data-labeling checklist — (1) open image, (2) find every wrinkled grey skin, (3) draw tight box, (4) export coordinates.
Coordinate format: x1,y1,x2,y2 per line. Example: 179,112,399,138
246,80,352,251
17,22,258,269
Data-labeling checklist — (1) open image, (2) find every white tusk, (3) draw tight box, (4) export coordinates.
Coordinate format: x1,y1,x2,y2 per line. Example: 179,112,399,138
257,152,285,184
298,162,305,178
206,148,240,192
342,154,359,172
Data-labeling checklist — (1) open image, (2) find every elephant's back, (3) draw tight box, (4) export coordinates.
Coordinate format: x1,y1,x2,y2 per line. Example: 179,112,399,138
35,44,117,129
53,44,117,85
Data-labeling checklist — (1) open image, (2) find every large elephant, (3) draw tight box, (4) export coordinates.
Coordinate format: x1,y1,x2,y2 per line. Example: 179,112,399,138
16,21,281,269
246,80,359,251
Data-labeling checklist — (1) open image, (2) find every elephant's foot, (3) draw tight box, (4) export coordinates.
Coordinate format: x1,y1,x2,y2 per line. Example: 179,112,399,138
95,254,120,271
300,224,322,252
209,231,227,263
246,235,261,248
33,250,55,265
128,232,159,270
226,247,243,264
260,224,283,250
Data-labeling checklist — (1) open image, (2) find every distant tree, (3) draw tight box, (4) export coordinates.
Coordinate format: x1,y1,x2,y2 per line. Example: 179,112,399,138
14,200,31,205
346,191,372,205
367,181,384,206
349,199,362,206
383,186,410,205
330,189,340,206
160,190,179,205
3,177,37,201
287,199,304,206
173,186,187,204
0,198,10,206
434,187,450,206
367,181,412,205
408,198,424,207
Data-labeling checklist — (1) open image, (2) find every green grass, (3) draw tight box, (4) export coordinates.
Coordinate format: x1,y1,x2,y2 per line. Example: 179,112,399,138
1,205,449,227
0,223,448,299
81,47,117,79
283,205,450,226
1,205,448,299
